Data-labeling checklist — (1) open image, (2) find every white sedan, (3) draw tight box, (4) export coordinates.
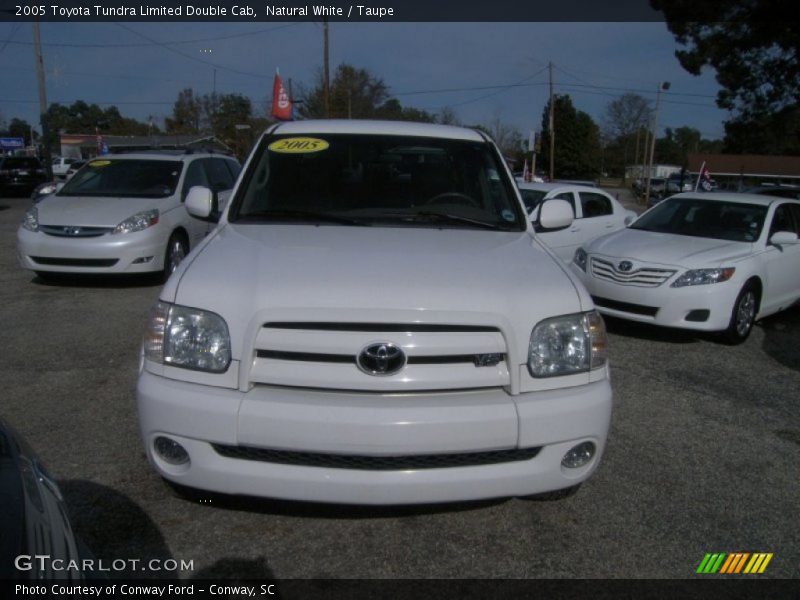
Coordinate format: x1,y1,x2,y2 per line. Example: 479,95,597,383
571,193,800,343
518,182,637,262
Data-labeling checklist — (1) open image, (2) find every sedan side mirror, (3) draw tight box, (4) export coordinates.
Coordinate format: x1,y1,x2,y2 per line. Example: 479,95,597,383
186,186,215,220
769,230,800,246
538,199,574,231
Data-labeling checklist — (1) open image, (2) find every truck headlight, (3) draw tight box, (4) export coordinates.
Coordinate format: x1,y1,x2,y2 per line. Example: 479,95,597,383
21,206,39,232
528,311,608,378
573,247,588,272
144,301,231,373
671,268,735,288
113,209,159,234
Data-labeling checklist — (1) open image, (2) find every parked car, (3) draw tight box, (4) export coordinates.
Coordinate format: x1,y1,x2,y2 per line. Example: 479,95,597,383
571,192,800,344
0,418,84,581
64,159,86,180
17,152,241,281
137,120,613,505
517,182,637,262
51,156,80,179
745,184,800,200
0,156,48,197
666,172,692,194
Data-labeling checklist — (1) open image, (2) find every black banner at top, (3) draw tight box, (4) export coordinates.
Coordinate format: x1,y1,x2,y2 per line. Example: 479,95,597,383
0,0,782,23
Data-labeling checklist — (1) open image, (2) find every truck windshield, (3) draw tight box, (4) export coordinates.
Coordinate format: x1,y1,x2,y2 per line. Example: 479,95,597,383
230,133,525,231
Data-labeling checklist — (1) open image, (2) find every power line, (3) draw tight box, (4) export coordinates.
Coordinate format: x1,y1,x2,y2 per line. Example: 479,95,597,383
0,22,21,55
0,22,303,48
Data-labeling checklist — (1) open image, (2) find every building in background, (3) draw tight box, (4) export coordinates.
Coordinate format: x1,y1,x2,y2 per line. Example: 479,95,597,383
687,154,800,191
59,134,233,158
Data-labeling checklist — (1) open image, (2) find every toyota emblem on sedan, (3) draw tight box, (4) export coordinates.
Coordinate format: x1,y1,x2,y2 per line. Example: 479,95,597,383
357,343,406,376
617,261,633,272
64,226,82,236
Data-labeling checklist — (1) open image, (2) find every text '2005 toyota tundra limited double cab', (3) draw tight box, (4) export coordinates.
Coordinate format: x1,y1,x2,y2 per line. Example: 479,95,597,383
137,120,612,505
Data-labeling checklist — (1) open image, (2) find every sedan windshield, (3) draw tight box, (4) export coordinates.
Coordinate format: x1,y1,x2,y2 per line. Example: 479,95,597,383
631,197,767,242
58,159,183,198
230,134,525,231
519,189,546,214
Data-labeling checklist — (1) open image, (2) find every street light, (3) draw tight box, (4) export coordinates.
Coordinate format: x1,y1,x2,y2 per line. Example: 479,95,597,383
644,81,670,204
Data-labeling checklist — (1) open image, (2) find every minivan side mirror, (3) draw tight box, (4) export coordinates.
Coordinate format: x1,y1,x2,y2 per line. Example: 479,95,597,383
538,199,574,231
186,186,215,220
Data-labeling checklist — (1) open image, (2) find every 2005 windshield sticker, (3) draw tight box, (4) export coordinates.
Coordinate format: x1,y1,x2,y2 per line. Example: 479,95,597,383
268,137,329,154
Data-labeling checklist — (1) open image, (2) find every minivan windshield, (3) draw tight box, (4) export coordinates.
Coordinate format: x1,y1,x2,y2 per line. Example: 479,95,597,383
229,133,525,231
630,196,767,242
58,159,183,198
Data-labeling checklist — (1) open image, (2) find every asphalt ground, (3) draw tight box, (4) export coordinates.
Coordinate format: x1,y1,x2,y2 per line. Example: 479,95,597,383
1,192,798,581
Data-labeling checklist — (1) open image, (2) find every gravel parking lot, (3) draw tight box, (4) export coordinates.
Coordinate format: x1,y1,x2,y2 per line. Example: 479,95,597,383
2,193,798,580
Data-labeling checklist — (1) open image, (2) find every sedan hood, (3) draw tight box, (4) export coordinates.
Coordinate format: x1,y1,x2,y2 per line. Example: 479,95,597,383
586,228,753,267
35,194,161,228
169,224,588,356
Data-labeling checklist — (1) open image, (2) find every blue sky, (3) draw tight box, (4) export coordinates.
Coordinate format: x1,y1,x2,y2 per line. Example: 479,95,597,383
0,21,730,140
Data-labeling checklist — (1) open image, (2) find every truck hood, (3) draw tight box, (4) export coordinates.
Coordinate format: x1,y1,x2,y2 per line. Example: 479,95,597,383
586,228,754,267
169,224,588,358
36,194,164,228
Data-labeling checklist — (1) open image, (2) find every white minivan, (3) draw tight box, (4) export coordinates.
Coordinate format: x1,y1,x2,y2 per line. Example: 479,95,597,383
137,120,613,505
18,152,240,281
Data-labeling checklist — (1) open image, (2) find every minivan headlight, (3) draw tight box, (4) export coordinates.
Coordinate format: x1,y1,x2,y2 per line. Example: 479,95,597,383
113,209,159,234
144,301,231,373
22,206,39,232
528,311,608,378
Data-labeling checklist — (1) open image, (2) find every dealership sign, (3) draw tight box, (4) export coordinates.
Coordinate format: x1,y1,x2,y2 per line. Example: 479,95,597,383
0,137,25,150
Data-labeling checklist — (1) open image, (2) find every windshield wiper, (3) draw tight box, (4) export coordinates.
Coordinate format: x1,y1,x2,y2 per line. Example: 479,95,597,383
376,211,514,231
237,209,370,226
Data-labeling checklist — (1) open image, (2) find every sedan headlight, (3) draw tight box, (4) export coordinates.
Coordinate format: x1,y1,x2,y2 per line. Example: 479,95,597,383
529,311,608,378
671,268,735,288
573,247,588,272
21,206,39,232
144,301,231,373
113,209,159,234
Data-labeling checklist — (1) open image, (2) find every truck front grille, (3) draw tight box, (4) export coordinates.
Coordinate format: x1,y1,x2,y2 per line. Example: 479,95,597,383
212,443,540,470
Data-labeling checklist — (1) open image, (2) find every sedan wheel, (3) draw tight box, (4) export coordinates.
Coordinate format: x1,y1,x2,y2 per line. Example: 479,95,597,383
723,285,757,344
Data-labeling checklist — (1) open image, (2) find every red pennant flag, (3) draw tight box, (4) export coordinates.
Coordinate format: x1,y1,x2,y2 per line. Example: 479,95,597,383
271,71,293,121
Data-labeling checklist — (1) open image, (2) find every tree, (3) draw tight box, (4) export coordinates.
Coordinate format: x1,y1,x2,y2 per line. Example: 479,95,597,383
652,0,800,154
298,63,436,122
437,106,461,126
539,94,601,178
43,101,154,150
603,93,651,181
479,117,524,160
165,88,201,134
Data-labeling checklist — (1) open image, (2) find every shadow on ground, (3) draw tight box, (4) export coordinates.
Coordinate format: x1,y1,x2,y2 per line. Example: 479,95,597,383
32,272,162,289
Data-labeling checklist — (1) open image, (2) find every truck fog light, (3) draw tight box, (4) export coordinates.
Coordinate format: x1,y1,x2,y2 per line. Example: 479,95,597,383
133,256,154,264
561,441,595,469
154,436,190,465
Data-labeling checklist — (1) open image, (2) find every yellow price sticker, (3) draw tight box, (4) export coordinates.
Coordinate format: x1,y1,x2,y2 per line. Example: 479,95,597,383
268,137,329,154
88,160,111,167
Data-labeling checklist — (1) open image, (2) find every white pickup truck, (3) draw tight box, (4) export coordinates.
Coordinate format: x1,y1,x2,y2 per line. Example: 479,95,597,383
137,120,612,505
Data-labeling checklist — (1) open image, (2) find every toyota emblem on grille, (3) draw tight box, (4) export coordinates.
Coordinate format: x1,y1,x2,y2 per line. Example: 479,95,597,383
63,226,82,236
357,342,406,376
617,260,633,272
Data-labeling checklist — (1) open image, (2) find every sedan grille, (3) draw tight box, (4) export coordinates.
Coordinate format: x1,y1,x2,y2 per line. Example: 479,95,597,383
31,257,118,267
212,443,541,471
591,257,675,287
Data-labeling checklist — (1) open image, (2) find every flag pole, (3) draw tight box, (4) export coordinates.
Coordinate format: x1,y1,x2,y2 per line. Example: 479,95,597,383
694,161,705,192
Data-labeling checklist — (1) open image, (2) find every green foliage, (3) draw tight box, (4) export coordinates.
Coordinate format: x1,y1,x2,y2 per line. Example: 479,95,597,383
539,94,601,178
651,0,800,154
299,63,435,122
43,100,155,149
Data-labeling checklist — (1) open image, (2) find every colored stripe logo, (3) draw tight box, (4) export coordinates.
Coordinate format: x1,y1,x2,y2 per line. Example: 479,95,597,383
697,553,773,574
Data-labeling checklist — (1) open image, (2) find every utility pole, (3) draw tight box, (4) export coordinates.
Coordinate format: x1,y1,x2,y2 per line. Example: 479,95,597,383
644,81,670,204
32,21,52,177
548,61,555,181
323,18,330,118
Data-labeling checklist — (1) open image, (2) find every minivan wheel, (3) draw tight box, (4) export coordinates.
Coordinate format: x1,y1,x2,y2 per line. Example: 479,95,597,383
163,232,188,281
722,283,757,345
